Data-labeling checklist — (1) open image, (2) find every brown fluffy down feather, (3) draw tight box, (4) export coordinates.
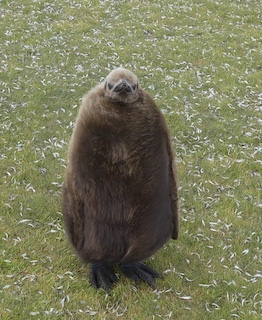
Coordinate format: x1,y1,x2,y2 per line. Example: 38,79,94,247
62,68,179,267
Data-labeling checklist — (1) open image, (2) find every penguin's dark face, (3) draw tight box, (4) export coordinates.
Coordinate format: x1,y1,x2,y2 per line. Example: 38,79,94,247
105,68,140,104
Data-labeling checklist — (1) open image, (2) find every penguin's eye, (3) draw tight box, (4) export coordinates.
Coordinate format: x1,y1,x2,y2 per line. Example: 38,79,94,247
132,84,137,90
108,83,113,90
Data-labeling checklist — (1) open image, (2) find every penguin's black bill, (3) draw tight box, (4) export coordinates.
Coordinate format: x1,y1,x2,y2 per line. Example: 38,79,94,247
113,81,132,93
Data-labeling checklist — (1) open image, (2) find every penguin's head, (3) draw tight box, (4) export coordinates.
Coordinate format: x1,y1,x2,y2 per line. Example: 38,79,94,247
105,68,140,104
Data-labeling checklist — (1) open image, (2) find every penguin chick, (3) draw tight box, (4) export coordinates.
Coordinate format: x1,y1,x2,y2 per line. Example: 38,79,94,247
62,67,179,292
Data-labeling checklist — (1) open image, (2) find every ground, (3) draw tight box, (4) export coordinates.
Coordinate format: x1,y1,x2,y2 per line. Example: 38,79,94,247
0,0,261,319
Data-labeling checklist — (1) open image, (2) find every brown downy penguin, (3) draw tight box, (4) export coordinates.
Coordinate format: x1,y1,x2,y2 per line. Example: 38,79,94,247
62,67,179,291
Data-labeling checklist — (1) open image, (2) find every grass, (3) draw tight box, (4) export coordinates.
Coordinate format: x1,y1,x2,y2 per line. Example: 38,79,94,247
0,0,261,318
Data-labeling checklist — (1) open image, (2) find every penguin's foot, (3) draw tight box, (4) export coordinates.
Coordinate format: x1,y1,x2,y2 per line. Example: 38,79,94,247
120,262,161,289
90,263,117,292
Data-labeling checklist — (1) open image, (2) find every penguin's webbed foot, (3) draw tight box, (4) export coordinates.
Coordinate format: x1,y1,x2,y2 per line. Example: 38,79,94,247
90,263,117,292
120,262,161,289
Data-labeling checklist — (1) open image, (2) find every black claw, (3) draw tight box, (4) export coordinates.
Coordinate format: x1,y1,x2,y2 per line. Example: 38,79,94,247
90,263,117,292
139,262,162,279
120,262,161,289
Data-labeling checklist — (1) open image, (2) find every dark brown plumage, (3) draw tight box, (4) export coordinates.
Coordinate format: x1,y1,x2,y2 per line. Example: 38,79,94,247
62,68,179,291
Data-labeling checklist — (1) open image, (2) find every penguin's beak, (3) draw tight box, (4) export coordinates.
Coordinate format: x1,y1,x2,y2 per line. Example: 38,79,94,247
113,80,132,93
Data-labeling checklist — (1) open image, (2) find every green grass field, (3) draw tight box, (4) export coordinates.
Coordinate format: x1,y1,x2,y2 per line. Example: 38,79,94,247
0,0,261,319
